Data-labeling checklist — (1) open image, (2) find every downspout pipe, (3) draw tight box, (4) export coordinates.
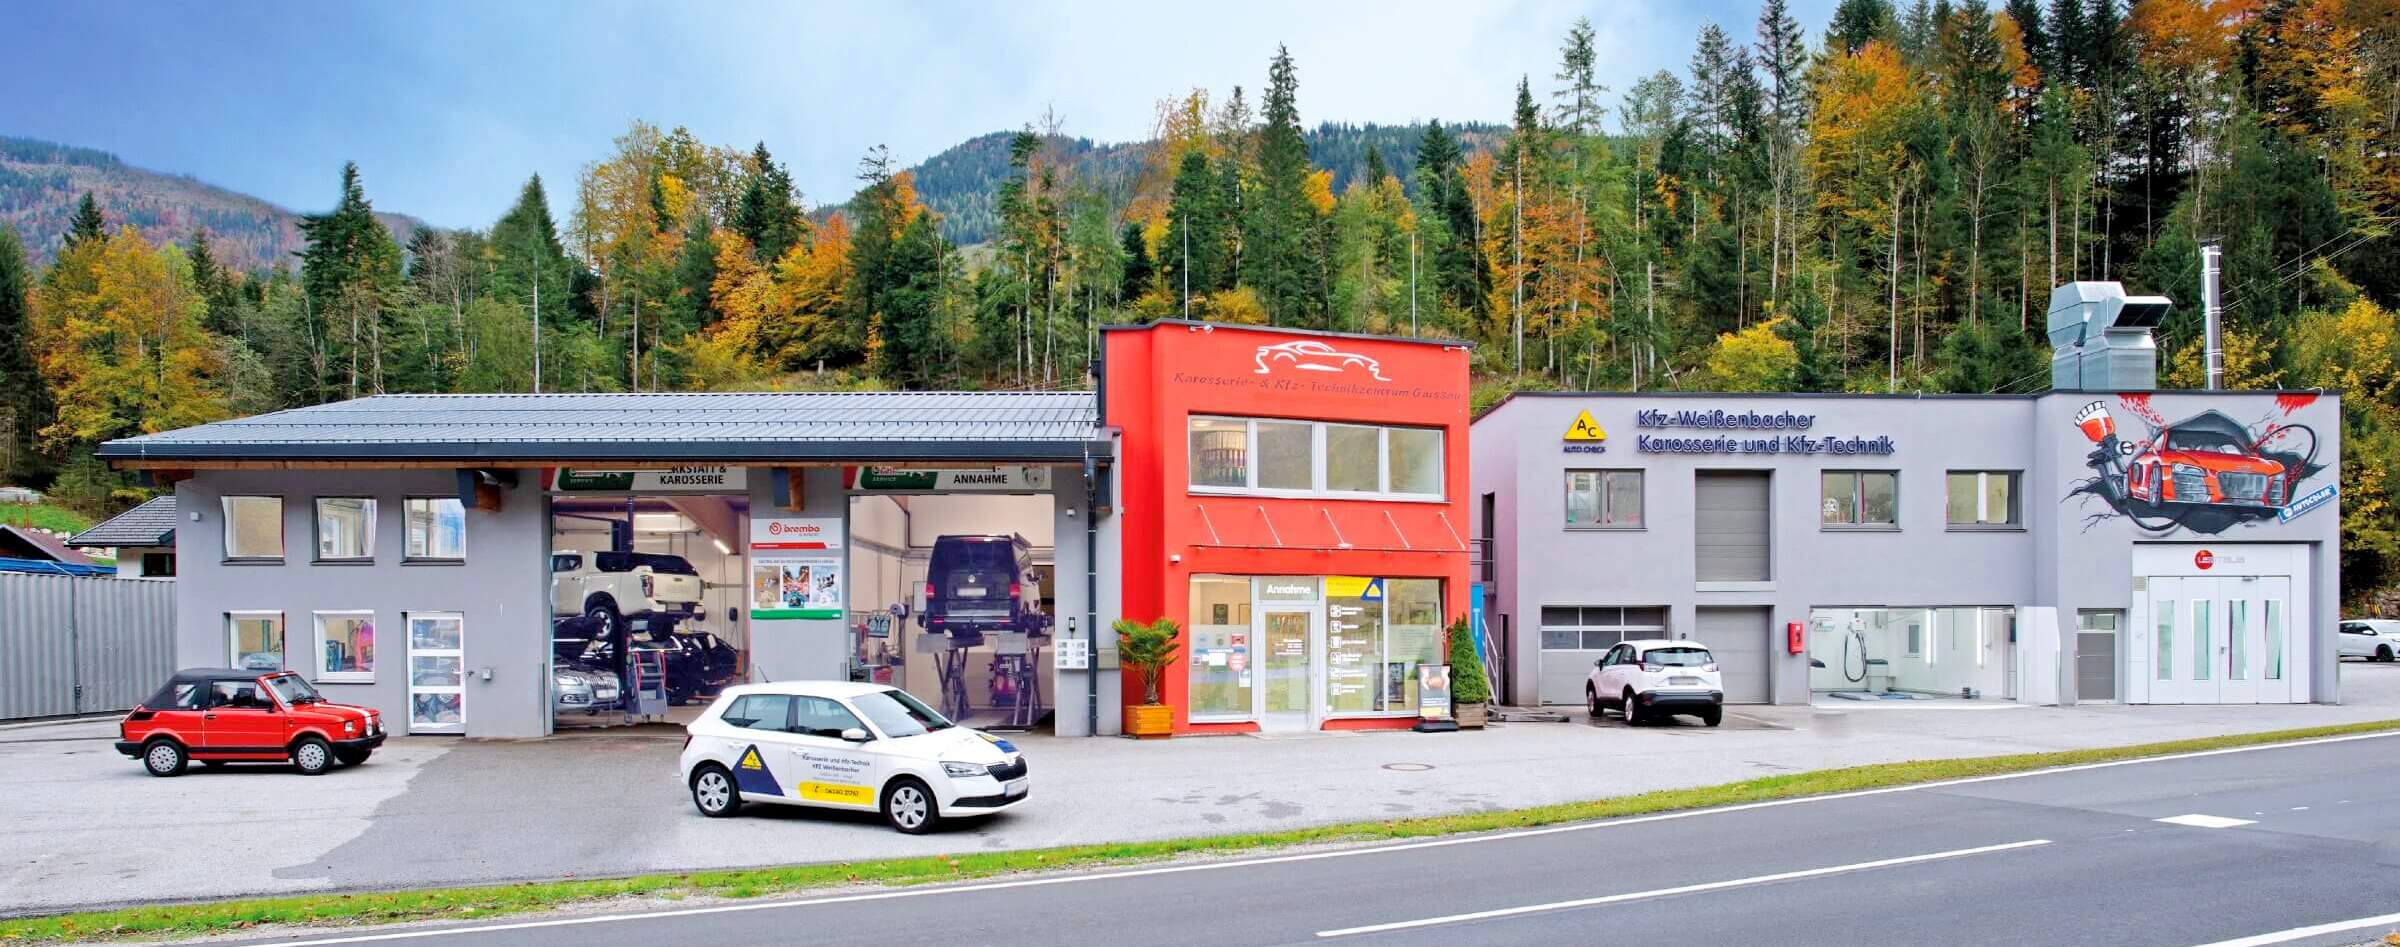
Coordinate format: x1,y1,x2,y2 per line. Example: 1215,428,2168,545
1083,448,1100,737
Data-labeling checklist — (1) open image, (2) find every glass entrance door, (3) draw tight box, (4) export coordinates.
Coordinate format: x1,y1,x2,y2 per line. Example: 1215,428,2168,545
1259,608,1318,731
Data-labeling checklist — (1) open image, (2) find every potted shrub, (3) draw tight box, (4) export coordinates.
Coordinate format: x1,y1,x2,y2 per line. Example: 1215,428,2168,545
1446,616,1492,728
1116,617,1182,738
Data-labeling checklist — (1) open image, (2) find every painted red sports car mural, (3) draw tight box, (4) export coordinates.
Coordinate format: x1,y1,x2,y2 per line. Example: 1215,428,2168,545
2071,396,2325,535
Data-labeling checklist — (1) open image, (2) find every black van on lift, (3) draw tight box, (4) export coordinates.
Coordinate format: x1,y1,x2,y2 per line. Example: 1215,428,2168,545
922,534,1045,645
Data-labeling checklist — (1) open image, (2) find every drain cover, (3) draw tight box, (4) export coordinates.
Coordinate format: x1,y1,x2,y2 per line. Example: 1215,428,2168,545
1381,762,1435,772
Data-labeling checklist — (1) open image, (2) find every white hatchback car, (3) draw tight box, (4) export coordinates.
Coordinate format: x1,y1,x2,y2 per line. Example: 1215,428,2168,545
2339,620,2400,661
1587,639,1725,727
679,681,1027,833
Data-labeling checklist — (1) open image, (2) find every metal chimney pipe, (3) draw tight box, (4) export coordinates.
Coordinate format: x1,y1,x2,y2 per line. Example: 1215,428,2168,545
2200,242,2224,390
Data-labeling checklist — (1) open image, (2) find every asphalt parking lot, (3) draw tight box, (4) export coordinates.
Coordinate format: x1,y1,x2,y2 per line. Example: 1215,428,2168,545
7,662,2399,915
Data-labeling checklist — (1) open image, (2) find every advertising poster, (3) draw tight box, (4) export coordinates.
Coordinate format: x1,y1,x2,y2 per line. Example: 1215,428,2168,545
1416,664,1453,721
750,517,844,620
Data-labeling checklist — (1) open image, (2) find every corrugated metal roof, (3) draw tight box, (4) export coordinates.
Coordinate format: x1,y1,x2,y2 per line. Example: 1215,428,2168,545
96,391,1105,464
68,496,177,548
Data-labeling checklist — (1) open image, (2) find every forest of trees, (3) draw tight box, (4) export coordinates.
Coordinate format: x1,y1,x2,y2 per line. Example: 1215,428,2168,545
0,0,2394,590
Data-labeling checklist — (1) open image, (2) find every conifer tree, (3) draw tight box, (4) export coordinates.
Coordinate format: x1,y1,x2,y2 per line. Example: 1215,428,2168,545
0,225,47,474
1245,45,1322,327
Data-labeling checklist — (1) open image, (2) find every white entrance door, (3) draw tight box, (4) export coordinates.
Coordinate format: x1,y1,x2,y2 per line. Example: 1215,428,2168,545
2145,576,2293,704
406,612,466,733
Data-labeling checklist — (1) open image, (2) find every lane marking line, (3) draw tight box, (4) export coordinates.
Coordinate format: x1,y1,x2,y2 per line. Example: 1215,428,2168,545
196,729,2400,946
2156,814,2259,829
2183,910,2400,947
1314,840,2053,938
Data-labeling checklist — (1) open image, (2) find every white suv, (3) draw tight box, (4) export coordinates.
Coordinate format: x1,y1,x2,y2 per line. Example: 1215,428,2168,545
2339,619,2400,661
1587,639,1725,727
551,551,704,635
680,681,1028,834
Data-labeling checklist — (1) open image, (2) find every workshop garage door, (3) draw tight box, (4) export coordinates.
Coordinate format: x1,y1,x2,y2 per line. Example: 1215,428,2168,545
1696,606,1771,703
1535,607,1668,705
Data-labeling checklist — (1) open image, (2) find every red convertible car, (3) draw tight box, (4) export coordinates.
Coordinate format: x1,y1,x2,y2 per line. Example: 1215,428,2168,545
2125,411,2290,508
115,669,384,776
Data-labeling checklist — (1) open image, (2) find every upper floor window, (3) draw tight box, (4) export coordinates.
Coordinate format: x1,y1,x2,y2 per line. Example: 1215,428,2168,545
1185,415,1445,500
315,497,377,561
1822,470,1899,528
404,497,465,561
1946,471,2021,527
1565,470,1643,528
221,496,284,560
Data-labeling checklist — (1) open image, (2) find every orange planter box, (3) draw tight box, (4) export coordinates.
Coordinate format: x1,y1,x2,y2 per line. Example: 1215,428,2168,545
1125,704,1174,739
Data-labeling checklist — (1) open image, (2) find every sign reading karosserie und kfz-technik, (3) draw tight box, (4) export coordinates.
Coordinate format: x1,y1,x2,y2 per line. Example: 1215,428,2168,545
1631,407,1895,456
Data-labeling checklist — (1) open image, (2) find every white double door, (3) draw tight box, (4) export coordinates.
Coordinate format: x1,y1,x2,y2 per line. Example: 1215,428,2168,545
2144,576,2293,704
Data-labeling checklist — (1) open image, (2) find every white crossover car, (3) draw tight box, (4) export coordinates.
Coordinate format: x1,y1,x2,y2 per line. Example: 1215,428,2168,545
1587,639,1725,727
2339,620,2400,661
679,681,1027,833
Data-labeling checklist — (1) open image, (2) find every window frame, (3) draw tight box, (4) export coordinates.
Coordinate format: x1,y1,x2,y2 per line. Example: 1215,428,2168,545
1564,469,1645,530
220,496,285,562
403,496,467,563
1945,470,2023,529
312,496,379,563
311,610,378,684
1820,469,1900,530
226,610,286,671
1185,414,1446,502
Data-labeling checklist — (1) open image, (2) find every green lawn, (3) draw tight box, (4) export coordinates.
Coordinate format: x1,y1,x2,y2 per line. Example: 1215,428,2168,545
0,502,92,537
3,718,2396,944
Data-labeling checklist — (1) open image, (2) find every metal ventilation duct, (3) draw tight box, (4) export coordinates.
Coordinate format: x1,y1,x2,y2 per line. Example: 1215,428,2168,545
2046,282,2171,392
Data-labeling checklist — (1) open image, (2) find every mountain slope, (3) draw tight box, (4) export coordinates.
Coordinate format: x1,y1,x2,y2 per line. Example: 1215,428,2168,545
907,121,1508,246
0,136,419,272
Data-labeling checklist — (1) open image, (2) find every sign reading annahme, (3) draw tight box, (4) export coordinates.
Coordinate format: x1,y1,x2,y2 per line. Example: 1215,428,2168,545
845,466,1052,492
749,517,843,620
1631,407,1895,456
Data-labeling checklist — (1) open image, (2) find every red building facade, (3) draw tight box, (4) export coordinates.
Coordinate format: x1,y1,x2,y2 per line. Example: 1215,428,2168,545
1102,321,1474,734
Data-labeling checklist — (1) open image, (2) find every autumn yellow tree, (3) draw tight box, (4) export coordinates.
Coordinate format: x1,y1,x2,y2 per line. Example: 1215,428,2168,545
1806,41,1925,389
29,226,228,447
1701,316,1801,391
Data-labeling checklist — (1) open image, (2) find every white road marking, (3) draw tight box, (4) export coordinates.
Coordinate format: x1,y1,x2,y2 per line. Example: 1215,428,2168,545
2156,814,2259,829
2182,910,2400,947
1313,840,2053,938
201,729,2400,946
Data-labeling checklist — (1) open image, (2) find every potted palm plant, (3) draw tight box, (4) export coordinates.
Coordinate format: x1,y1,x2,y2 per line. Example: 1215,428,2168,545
1116,617,1182,738
1447,616,1492,728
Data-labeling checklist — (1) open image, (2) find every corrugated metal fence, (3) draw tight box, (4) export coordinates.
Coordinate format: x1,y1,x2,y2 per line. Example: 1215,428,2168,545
0,573,175,719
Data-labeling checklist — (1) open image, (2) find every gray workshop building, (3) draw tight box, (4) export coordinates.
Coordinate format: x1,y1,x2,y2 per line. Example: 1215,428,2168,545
1471,284,2344,709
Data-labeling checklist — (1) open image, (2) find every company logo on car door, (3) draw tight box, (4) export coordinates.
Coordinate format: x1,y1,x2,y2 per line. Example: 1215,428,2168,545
732,744,783,797
1253,340,1390,381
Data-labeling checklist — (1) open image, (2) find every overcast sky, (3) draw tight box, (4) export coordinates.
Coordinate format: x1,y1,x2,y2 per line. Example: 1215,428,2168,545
7,1,1837,230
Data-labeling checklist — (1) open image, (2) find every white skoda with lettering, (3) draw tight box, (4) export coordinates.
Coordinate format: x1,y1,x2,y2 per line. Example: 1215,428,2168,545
681,681,1027,834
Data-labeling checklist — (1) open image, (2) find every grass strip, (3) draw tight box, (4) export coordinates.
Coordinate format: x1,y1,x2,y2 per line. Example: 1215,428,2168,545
7,717,2398,944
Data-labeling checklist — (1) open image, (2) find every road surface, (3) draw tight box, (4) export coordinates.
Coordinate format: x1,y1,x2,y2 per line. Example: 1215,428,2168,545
191,731,2400,947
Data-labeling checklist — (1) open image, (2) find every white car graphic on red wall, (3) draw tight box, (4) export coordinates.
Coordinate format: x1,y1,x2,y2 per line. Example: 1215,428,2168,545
1253,340,1388,381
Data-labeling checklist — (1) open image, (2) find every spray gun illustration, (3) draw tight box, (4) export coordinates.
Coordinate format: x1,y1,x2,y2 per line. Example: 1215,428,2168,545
2075,401,2132,485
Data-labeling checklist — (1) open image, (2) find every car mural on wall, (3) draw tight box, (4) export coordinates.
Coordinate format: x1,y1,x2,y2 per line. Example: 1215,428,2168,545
2070,394,2326,535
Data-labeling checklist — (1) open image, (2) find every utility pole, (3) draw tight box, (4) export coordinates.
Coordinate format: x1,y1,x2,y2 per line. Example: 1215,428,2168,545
1181,210,1191,320
1408,231,1418,337
531,252,542,395
2201,241,2224,390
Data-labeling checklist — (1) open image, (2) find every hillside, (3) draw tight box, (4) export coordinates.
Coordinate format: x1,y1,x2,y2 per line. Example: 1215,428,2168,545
908,120,1508,245
0,136,419,272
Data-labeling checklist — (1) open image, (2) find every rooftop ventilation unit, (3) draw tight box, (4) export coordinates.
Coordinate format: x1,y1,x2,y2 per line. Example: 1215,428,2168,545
2046,281,2171,392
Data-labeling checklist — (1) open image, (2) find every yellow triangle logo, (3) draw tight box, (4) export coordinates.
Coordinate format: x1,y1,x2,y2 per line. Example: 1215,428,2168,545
1564,411,1607,442
738,746,765,771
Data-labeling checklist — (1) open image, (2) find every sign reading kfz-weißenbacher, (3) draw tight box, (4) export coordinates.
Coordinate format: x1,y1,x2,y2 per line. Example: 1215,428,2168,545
1632,408,1896,456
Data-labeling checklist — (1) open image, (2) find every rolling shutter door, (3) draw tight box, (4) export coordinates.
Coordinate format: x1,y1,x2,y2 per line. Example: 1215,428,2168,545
1696,606,1770,703
1695,472,1771,582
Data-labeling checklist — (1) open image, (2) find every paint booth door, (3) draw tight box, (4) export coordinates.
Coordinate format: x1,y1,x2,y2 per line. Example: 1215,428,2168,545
2138,576,2295,704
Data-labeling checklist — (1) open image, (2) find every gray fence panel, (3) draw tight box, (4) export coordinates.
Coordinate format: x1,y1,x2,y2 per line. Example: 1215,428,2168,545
1,573,176,720
72,576,175,713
